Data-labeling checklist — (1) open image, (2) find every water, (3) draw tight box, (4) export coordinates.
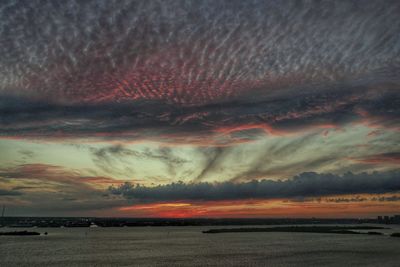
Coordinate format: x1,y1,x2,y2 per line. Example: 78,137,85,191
1,225,400,266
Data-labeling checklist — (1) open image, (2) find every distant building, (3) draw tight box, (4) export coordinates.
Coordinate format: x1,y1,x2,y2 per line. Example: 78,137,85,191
384,216,390,224
377,215,400,224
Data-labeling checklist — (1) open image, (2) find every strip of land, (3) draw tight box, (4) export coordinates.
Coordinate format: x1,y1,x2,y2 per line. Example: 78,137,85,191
0,231,41,236
202,226,386,234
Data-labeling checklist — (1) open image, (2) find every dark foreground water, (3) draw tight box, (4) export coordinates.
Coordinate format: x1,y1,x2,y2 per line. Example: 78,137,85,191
1,225,400,266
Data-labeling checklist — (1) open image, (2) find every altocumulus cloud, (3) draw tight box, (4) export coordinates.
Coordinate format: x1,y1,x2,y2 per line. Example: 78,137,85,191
0,0,399,144
109,171,400,202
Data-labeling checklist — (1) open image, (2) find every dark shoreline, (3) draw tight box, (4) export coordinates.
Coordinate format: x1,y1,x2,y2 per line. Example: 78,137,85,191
0,217,390,228
0,231,41,236
202,226,387,234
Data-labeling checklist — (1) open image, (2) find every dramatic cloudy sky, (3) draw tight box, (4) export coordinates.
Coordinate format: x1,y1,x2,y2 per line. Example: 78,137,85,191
1,0,399,217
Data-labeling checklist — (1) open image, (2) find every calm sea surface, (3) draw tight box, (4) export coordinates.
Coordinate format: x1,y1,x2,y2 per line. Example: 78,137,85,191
1,225,400,266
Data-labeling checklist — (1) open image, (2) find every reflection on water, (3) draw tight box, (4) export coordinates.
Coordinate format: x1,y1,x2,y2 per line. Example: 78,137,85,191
1,225,400,267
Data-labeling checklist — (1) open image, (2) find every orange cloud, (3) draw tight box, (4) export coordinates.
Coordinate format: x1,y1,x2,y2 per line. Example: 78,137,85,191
116,197,400,218
0,163,126,189
349,153,400,165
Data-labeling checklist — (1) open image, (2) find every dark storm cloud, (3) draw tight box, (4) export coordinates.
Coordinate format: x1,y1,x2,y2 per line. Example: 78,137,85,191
0,84,399,143
0,0,399,142
109,170,400,202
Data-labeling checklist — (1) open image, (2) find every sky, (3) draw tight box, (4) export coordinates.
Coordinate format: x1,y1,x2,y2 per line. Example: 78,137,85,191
0,0,399,218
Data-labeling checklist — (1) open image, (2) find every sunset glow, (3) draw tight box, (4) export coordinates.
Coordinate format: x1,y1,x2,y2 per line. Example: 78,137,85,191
0,0,399,218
